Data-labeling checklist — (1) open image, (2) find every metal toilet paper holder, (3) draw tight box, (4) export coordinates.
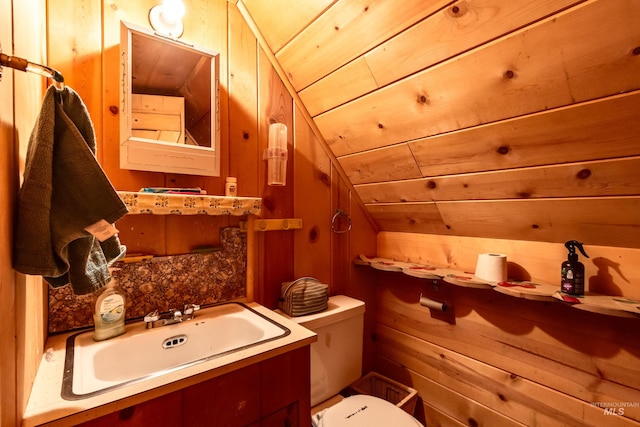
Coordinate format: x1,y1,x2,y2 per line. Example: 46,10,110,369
419,280,455,324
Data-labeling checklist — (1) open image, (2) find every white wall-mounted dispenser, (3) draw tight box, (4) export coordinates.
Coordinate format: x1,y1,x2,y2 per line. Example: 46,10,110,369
264,123,288,186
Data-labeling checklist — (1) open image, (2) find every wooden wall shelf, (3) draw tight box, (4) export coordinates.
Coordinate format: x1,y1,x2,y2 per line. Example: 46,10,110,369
117,191,262,216
357,255,640,319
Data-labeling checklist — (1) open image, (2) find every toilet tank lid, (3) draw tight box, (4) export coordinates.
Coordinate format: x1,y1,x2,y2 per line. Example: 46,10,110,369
276,295,365,330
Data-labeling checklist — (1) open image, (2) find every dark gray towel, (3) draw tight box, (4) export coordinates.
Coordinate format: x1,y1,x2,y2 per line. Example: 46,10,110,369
14,85,128,295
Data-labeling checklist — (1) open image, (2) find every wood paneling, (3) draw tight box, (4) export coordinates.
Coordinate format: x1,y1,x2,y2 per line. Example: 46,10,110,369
408,92,640,177
365,0,586,88
370,197,640,249
243,0,336,53
183,365,260,425
47,0,103,159
260,346,310,421
229,3,262,301
292,106,332,282
367,203,449,235
340,144,422,185
437,197,640,248
101,1,161,193
94,0,231,255
302,0,585,116
78,391,184,427
299,57,377,117
343,199,379,374
330,166,352,297
375,275,640,425
3,0,377,424
6,1,49,424
276,0,450,91
373,234,640,423
248,0,640,252
229,4,260,197
316,0,640,157
256,47,296,308
245,0,640,257
0,2,18,421
40,0,377,304
8,0,637,424
356,157,640,203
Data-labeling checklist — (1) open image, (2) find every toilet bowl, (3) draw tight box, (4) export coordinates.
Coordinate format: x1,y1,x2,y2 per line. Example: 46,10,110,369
276,295,424,427
312,394,422,427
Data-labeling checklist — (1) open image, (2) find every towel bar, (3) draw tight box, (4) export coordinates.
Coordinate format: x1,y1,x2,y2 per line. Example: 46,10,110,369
0,46,65,90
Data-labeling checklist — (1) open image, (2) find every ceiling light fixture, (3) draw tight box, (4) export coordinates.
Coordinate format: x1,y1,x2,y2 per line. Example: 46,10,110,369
149,0,186,38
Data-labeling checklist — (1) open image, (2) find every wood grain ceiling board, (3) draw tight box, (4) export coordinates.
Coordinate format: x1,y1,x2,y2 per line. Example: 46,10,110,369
314,0,640,157
242,0,336,53
409,91,640,176
338,144,422,185
434,197,640,247
276,0,450,91
355,157,640,203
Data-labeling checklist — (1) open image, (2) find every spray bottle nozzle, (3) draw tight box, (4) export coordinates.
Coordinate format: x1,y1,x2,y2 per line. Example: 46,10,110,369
564,240,589,258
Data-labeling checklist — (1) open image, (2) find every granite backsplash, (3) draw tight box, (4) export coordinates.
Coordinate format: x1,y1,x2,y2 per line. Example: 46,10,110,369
48,227,247,333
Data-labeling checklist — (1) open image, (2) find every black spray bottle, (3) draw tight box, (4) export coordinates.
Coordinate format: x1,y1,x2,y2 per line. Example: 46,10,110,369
561,240,589,295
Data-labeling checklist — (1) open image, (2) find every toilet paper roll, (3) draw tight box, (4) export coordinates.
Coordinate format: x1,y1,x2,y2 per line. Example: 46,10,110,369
419,295,448,312
475,253,507,282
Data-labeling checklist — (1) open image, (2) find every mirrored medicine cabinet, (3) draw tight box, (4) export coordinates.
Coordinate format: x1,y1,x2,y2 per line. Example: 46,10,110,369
119,21,220,176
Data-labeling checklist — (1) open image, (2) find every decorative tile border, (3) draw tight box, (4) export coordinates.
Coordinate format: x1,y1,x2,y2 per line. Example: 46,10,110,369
117,191,262,216
48,227,247,333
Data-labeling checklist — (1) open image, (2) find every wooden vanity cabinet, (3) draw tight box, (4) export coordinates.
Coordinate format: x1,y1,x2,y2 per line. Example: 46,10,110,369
76,391,183,426
258,346,310,427
78,346,310,427
260,402,299,427
182,363,261,425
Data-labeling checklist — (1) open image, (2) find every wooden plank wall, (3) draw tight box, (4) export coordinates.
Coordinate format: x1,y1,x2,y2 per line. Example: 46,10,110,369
240,0,640,426
1,0,49,424
243,0,640,250
376,233,640,426
0,0,379,424
0,1,18,423
232,0,379,368
99,0,231,256
41,0,377,374
45,0,375,308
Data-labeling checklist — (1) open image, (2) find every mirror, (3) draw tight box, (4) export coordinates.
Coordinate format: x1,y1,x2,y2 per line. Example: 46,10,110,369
119,21,220,176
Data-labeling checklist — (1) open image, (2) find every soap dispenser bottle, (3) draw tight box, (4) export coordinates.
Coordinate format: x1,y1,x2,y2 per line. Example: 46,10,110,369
561,240,589,295
93,272,126,341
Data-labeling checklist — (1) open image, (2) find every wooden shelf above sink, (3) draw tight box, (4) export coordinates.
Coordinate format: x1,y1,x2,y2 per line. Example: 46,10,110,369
117,191,261,216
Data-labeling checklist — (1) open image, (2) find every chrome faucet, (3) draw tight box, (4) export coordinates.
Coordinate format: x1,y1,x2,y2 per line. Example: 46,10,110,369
144,304,200,329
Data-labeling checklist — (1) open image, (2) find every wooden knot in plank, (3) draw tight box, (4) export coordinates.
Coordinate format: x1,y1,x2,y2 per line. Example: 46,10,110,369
448,1,468,17
576,168,591,179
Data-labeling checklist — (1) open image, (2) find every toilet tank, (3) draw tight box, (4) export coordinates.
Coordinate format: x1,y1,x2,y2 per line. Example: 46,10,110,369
277,295,365,406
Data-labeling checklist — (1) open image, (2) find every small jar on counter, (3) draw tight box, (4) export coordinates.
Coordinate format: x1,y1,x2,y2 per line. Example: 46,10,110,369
225,177,237,197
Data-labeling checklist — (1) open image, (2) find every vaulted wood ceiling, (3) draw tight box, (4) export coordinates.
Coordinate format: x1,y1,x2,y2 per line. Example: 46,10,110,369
237,0,640,249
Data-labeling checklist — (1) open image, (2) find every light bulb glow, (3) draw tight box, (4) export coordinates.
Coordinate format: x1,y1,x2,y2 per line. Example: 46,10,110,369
161,0,185,24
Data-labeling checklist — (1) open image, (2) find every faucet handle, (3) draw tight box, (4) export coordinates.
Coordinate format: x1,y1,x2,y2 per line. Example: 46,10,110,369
144,309,160,323
183,303,201,316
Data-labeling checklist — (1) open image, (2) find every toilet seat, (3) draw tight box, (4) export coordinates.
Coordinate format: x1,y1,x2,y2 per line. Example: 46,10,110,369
313,394,423,427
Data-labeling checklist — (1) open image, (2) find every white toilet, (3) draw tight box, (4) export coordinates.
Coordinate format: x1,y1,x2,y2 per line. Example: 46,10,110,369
278,295,423,427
